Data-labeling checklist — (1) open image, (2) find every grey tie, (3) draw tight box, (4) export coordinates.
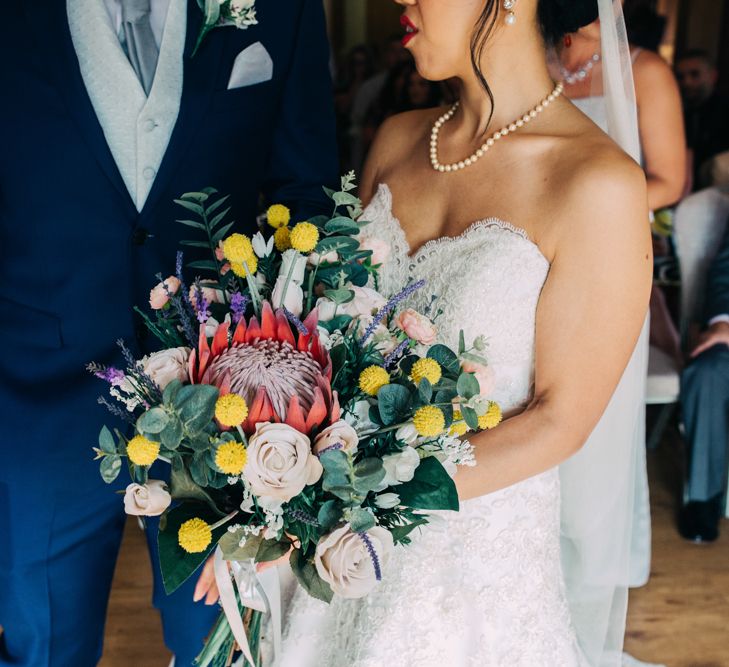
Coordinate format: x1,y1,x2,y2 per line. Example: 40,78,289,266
120,0,159,96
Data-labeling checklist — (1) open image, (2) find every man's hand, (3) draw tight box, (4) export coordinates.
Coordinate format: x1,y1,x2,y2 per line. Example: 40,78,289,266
193,555,220,605
691,321,729,358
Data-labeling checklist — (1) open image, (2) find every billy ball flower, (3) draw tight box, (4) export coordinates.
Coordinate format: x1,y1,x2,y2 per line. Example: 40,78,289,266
215,393,249,427
267,204,291,229
274,226,291,251
478,402,503,430
410,358,442,385
222,233,255,264
449,416,469,437
126,435,160,467
413,405,445,437
178,518,212,554
290,222,320,253
215,441,248,475
358,366,390,396
230,255,258,278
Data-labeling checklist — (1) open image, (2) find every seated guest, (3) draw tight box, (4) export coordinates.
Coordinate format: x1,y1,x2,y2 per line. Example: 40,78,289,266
675,51,729,190
680,215,729,542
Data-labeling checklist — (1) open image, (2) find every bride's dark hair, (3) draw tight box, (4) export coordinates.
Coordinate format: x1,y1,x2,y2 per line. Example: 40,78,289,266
470,0,599,124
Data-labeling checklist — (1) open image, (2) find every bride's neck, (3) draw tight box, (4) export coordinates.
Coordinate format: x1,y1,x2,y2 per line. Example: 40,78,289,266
455,37,557,139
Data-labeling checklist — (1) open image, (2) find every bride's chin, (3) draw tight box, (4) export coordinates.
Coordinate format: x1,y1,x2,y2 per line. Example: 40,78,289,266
412,57,452,85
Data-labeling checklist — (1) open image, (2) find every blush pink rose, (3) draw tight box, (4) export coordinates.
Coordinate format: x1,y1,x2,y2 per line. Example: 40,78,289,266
359,236,390,265
395,309,437,345
461,360,496,395
149,276,181,310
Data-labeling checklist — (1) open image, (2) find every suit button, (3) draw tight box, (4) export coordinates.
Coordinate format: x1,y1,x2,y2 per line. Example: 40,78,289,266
132,228,149,246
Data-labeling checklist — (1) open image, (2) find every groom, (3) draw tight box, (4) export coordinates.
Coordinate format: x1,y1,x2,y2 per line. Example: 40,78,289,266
0,1,337,666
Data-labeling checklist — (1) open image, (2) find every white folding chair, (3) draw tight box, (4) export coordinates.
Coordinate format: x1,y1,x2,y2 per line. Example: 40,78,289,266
670,186,729,516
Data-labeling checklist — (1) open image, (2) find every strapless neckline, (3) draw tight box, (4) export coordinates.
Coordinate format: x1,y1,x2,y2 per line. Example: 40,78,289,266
374,183,550,266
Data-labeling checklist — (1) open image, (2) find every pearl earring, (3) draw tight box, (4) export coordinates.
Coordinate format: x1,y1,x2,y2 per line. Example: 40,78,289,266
503,0,517,25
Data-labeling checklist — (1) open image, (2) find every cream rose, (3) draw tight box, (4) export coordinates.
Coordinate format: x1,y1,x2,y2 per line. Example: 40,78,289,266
381,446,421,487
142,347,190,390
149,276,181,310
395,309,437,345
313,420,359,455
317,287,387,323
315,524,394,598
123,480,171,516
279,249,307,285
271,277,304,317
243,423,323,501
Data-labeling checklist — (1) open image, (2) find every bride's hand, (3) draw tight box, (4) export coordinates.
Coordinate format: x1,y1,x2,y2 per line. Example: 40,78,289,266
193,555,220,605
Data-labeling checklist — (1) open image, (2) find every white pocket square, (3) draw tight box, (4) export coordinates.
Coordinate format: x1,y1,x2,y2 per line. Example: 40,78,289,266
227,42,273,89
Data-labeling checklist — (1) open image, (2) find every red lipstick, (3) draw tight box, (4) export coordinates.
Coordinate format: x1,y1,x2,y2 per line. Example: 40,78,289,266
400,14,419,46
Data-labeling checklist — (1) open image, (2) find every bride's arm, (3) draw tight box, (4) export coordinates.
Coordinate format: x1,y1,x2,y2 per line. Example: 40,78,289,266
455,156,652,501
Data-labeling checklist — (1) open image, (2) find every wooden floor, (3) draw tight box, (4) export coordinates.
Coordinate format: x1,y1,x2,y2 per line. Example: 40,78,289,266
100,428,729,667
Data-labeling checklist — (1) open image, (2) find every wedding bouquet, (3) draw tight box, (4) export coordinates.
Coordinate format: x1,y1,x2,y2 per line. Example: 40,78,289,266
89,174,501,666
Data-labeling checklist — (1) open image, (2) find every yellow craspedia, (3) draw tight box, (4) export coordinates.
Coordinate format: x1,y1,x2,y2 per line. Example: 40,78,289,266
215,393,249,427
273,226,291,251
215,441,248,475
410,358,442,385
449,420,469,437
267,204,291,229
478,401,503,430
126,435,160,467
358,365,390,396
230,255,258,278
289,222,320,253
222,233,255,264
178,518,212,554
413,405,446,437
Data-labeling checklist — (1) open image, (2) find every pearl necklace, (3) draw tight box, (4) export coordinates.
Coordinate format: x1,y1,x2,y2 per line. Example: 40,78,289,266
430,82,564,173
560,52,601,85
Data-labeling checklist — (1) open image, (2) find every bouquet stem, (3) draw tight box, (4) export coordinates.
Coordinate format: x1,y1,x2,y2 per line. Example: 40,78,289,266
194,608,263,667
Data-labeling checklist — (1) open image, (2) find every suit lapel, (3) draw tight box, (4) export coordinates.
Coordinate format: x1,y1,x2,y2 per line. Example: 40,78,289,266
28,2,137,219
140,1,229,221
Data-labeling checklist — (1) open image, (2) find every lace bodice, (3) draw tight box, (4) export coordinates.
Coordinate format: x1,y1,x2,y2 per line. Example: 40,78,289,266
364,183,550,413
276,184,585,667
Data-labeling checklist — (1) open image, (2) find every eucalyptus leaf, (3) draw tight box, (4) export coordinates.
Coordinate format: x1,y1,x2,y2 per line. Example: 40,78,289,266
332,191,360,207
377,384,411,426
317,500,342,531
163,379,183,406
417,378,433,404
323,288,355,305
175,384,219,432
137,407,170,435
289,550,333,604
315,236,360,254
160,417,183,450
190,452,210,486
427,345,461,377
396,457,459,511
98,426,116,454
461,406,479,431
456,372,480,401
324,216,360,235
348,508,376,532
170,457,226,514
255,539,291,563
100,455,122,484
459,351,490,366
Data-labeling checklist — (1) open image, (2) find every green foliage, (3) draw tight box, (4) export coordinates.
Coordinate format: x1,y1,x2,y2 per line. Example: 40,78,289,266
255,539,291,564
456,372,480,400
289,549,333,604
396,457,459,511
427,345,461,377
377,384,411,426
100,455,122,483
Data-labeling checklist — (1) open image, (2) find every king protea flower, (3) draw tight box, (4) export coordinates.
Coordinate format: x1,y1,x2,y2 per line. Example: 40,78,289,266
189,302,339,435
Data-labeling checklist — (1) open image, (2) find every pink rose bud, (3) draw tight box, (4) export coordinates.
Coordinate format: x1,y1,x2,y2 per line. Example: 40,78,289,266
395,309,437,346
149,276,181,310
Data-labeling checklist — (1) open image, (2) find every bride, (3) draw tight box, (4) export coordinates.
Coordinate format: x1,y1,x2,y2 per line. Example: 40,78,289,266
276,0,651,664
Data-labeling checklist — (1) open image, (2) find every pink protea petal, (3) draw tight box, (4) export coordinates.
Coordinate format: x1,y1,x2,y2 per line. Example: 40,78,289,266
302,308,319,333
330,390,341,422
260,302,277,339
233,318,247,345
243,386,276,433
245,316,263,343
284,395,307,433
305,386,328,432
188,349,199,384
211,321,230,357
275,309,296,347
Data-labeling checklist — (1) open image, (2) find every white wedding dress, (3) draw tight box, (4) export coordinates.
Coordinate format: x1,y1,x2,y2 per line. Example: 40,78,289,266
276,183,587,667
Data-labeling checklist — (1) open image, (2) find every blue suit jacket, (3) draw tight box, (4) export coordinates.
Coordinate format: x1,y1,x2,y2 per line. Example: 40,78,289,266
0,1,338,489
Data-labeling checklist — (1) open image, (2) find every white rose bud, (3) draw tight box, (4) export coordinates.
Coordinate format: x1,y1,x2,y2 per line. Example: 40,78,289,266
374,492,400,509
307,249,338,267
313,420,360,456
380,446,421,488
252,232,274,258
243,423,322,502
271,277,304,318
279,249,307,285
141,347,190,390
344,399,379,436
315,297,338,322
315,524,394,598
395,423,419,445
123,480,171,517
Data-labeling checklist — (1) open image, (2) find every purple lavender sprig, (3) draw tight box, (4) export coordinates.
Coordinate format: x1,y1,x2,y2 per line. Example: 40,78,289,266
384,339,411,368
283,307,309,336
97,396,135,424
287,509,320,526
358,531,382,581
230,292,249,324
359,279,426,347
315,442,344,458
87,363,126,387
193,279,211,324
158,267,197,348
116,339,163,404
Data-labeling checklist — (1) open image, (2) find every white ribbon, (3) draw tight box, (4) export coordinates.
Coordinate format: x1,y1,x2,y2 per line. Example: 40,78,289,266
213,546,282,666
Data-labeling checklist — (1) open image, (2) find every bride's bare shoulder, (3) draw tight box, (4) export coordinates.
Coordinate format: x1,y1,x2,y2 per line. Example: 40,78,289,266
359,107,446,205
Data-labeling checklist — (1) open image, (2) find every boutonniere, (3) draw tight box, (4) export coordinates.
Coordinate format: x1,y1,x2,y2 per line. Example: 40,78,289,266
193,0,258,57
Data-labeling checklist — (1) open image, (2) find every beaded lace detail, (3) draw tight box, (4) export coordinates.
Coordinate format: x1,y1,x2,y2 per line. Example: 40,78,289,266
276,184,586,667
